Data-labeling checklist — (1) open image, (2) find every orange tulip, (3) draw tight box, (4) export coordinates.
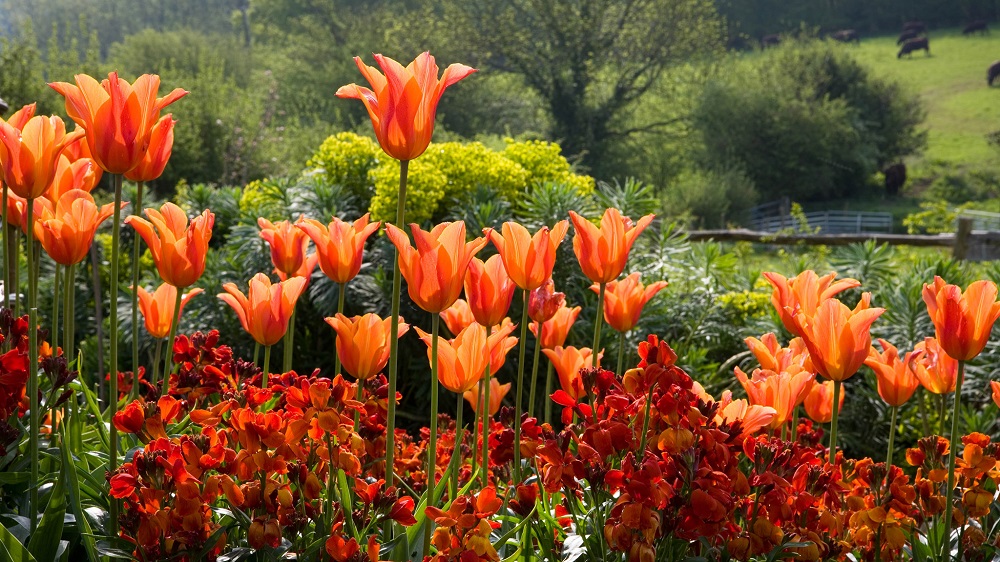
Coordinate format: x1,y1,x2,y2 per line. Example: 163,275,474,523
744,333,813,373
276,253,319,284
441,299,476,336
32,189,119,266
45,155,101,202
591,273,668,333
4,192,25,230
864,339,921,407
0,112,82,200
568,208,654,284
528,278,565,324
762,270,861,337
990,381,1000,410
464,378,511,416
794,293,884,382
336,52,476,161
386,221,487,313
296,214,380,285
259,218,311,279
734,366,815,428
715,391,777,438
530,304,581,350
124,115,175,182
911,337,959,394
486,320,519,374
219,273,308,346
487,221,569,291
125,203,214,288
465,254,516,327
415,323,488,394
325,313,410,380
803,380,844,424
542,346,601,400
50,72,187,174
921,276,1000,361
134,283,204,339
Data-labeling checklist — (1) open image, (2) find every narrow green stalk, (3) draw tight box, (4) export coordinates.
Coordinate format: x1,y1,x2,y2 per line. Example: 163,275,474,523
253,342,260,366
885,405,898,484
25,195,37,531
918,388,931,436
451,391,463,499
63,264,73,359
130,182,143,400
283,308,296,374
423,313,440,557
638,382,656,455
543,361,554,425
262,345,271,388
471,375,482,480
11,228,19,318
160,285,184,396
790,406,799,442
589,283,606,422
1,185,7,313
942,360,965,562
51,263,59,351
108,174,124,540
334,282,345,375
938,393,946,436
152,337,163,391
481,324,492,489
616,331,625,376
829,380,842,458
528,321,543,418
513,289,529,483
385,159,408,493
353,380,363,431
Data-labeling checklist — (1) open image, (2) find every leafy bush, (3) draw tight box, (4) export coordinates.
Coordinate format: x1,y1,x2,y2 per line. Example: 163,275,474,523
305,132,383,202
368,158,449,225
423,141,531,203
501,138,595,194
662,167,757,228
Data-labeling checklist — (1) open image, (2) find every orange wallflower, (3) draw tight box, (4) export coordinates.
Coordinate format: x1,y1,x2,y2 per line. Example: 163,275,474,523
568,208,654,284
528,278,565,324
464,254,516,327
124,115,175,183
126,203,214,288
415,323,488,394
464,378,511,416
296,214,380,284
487,221,569,291
762,270,861,336
259,218,311,279
134,283,204,339
32,189,119,266
385,221,487,313
0,112,82,199
592,273,668,333
530,304,581,350
744,333,814,373
45,154,101,202
803,380,844,423
218,273,307,346
336,52,476,161
921,276,1000,361
794,293,884,382
911,337,958,394
542,346,600,400
325,313,410,380
50,72,187,174
990,381,1000,410
734,366,815,428
864,338,921,407
441,299,476,336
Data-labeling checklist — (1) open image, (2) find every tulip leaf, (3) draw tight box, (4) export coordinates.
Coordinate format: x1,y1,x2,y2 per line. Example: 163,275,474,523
0,522,35,562
59,430,103,562
27,466,65,562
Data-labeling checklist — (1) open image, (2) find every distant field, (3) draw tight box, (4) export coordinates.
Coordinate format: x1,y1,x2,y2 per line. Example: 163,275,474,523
849,28,1000,171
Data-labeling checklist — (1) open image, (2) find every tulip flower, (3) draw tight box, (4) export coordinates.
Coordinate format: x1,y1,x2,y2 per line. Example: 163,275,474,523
543,346,601,401
275,253,319,284
744,333,814,373
911,337,958,394
32,189,119,266
530,304,581,351
715,393,777,439
526,278,565,415
803,380,844,424
991,381,1000,410
386,221,487,313
922,276,1000,362
593,273,668,334
45,155,101,202
126,203,215,289
50,72,187,174
486,320,519,374
124,115,175,183
487,221,569,291
440,299,475,336
465,254,516,328
865,338,922,473
325,313,410,381
336,52,476,162
0,113,82,200
464,377,510,417
568,208,654,285
259,218,311,279
134,283,203,339
734,366,815,430
762,270,861,337
296,214,380,285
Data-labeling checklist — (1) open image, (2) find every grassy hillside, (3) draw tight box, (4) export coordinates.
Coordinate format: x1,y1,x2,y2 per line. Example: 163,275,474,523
850,28,1000,170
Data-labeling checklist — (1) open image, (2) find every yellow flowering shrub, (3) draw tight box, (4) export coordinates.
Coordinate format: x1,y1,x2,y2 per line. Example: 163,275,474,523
422,142,531,203
306,132,382,198
239,179,286,222
501,139,595,194
369,159,448,225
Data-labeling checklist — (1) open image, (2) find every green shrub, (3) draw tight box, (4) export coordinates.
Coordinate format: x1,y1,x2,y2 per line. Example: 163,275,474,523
662,167,757,228
502,139,595,194
422,141,531,204
306,132,383,201
368,159,448,225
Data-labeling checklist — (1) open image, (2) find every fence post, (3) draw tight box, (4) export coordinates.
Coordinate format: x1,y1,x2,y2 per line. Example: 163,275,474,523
953,217,973,260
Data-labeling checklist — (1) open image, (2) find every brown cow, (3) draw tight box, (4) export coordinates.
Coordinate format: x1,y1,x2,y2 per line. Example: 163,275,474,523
963,20,989,35
897,29,921,45
883,163,906,196
898,37,930,58
989,61,1000,85
832,29,860,43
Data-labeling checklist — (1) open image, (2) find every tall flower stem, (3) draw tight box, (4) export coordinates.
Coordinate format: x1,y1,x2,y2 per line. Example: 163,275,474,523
152,338,163,389
129,182,143,400
638,382,657,455
829,380,842,457
262,345,272,387
1,186,8,313
51,264,59,351
12,228,19,317
160,286,183,396
589,282,606,422
253,342,259,366
528,322,543,418
513,289,529,483
63,265,74,358
334,282,346,375
791,406,799,442
885,405,898,485
423,313,440,557
385,159,408,492
283,308,296,374
942,360,965,562
471,378,482,479
108,174,124,541
481,324,492,489
451,392,463,499
543,362,554,425
616,331,626,376
25,198,38,531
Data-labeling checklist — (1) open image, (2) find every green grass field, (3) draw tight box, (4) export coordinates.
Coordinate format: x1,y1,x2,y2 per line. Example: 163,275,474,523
850,28,1000,170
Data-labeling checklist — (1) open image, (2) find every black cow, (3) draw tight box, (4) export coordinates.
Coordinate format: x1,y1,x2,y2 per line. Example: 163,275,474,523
963,20,989,35
832,29,860,43
902,21,927,33
761,34,781,48
883,163,906,196
898,37,930,58
897,29,921,45
989,61,1000,85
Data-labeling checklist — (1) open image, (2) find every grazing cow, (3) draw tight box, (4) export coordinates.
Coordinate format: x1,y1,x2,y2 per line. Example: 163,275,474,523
898,37,930,58
761,34,781,48
989,61,1000,85
897,29,920,45
963,20,989,35
902,21,927,33
832,29,860,43
883,163,906,196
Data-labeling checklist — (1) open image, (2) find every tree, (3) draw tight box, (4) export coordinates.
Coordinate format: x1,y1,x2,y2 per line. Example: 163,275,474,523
454,0,723,177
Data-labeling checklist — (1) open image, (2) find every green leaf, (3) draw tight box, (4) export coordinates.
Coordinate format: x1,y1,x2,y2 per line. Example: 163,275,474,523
0,474,28,485
27,468,66,562
60,431,103,562
0,522,36,562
